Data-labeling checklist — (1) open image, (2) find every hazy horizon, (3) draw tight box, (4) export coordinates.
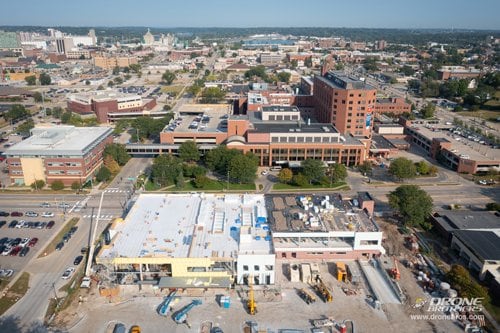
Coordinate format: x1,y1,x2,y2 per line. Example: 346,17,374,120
4,0,500,30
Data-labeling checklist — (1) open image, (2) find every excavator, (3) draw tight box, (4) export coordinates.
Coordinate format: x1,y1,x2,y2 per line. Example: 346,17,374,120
247,275,257,315
390,257,401,280
313,276,333,302
174,299,202,325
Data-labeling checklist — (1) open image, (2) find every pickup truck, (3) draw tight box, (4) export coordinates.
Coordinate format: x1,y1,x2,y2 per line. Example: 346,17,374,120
80,276,91,288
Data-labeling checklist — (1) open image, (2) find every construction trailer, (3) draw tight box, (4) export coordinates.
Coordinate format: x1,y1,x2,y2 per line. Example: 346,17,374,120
300,263,311,283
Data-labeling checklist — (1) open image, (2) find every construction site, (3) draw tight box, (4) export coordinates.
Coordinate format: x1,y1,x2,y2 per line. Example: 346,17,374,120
50,192,482,333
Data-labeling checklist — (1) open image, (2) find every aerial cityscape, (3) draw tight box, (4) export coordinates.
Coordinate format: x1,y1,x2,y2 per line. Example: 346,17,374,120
0,1,499,333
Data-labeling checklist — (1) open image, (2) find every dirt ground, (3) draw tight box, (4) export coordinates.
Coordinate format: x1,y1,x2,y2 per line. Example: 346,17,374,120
52,254,464,333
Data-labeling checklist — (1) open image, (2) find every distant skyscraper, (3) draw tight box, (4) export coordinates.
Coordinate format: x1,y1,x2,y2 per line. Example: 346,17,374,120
377,40,386,51
88,29,97,46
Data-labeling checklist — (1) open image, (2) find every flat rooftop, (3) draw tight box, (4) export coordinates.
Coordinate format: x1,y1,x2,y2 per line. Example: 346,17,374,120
251,122,339,134
265,194,378,233
433,211,500,232
453,230,500,261
165,104,231,133
409,125,500,161
98,193,272,261
319,70,376,90
5,125,112,156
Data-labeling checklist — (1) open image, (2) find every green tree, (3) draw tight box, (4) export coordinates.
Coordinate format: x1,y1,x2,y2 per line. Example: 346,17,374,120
151,154,182,186
104,155,120,174
71,181,81,191
388,185,433,228
301,159,325,184
175,172,185,189
293,173,309,187
399,65,415,76
485,202,500,212
388,157,417,181
358,161,373,175
276,71,291,83
33,92,43,103
85,80,91,85
25,75,36,85
194,175,209,188
446,265,490,301
205,146,241,174
162,70,176,85
415,160,430,175
228,153,258,183
129,63,141,73
178,140,200,162
15,118,34,136
200,87,225,103
95,166,111,182
52,107,63,119
245,65,267,80
39,73,51,85
421,102,435,119
278,168,293,183
104,143,130,166
50,180,65,191
327,163,347,184
5,104,29,122
363,57,379,71
113,77,123,85
30,179,45,190
61,111,72,124
112,66,120,75
304,57,313,68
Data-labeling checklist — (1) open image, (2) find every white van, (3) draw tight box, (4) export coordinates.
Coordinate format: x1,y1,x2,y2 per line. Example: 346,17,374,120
270,166,282,171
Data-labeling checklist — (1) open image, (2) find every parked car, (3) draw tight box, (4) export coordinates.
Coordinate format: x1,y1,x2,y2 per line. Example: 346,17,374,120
0,220,6,228
19,247,29,257
69,226,78,235
0,211,9,217
25,211,38,217
73,255,84,265
28,238,38,247
61,267,75,279
63,233,71,242
11,238,21,246
0,269,14,278
19,238,30,247
15,220,25,228
58,203,70,208
1,246,12,256
9,246,22,256
112,323,126,333
8,220,17,228
10,211,23,217
40,202,51,208
55,242,64,251
46,221,55,229
41,212,54,218
0,237,9,245
80,246,89,254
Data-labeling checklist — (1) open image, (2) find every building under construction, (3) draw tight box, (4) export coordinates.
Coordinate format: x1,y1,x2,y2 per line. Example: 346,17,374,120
96,193,275,288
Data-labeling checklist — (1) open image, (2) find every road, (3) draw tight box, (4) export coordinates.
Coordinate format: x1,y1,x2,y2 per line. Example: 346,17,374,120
0,157,152,329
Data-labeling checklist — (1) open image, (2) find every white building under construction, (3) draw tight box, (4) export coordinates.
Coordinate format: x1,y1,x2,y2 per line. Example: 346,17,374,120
97,193,275,287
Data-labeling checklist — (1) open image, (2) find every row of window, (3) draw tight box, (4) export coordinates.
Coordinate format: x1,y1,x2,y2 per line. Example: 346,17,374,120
47,162,82,167
242,265,273,271
270,136,340,143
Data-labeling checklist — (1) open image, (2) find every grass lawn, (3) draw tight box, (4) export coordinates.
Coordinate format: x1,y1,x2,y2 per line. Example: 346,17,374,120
38,217,80,258
144,178,162,191
161,85,184,95
273,181,348,191
167,178,255,192
457,110,499,121
0,272,30,315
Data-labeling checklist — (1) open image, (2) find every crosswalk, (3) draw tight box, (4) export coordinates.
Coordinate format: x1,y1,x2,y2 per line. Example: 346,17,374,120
69,196,92,213
82,214,116,220
105,188,130,193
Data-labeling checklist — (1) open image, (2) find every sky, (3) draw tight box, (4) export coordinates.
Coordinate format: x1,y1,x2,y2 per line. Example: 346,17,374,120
3,0,500,30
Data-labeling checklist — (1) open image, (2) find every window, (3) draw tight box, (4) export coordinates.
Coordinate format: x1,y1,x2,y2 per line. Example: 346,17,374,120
349,93,354,97
254,265,260,271
265,265,274,271
243,265,249,271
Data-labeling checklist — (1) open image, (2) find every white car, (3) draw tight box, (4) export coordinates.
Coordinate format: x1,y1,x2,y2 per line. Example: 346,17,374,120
15,220,26,229
41,212,54,218
19,237,30,247
261,170,269,176
40,202,51,208
61,267,75,280
0,269,14,278
25,211,38,217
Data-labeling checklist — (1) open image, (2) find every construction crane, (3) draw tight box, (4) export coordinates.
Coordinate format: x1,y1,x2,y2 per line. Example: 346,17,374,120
158,289,177,316
247,275,257,315
390,257,401,280
314,276,333,302
174,299,202,324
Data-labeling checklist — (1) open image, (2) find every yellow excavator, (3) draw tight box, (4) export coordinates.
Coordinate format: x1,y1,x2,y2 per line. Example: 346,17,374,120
247,275,256,315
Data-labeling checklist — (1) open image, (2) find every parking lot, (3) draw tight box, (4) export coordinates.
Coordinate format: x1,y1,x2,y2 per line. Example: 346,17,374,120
0,204,73,280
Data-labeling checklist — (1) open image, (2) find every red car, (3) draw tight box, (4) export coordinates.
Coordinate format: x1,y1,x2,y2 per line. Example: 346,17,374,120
28,238,38,247
46,221,55,229
10,211,23,217
9,246,22,256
